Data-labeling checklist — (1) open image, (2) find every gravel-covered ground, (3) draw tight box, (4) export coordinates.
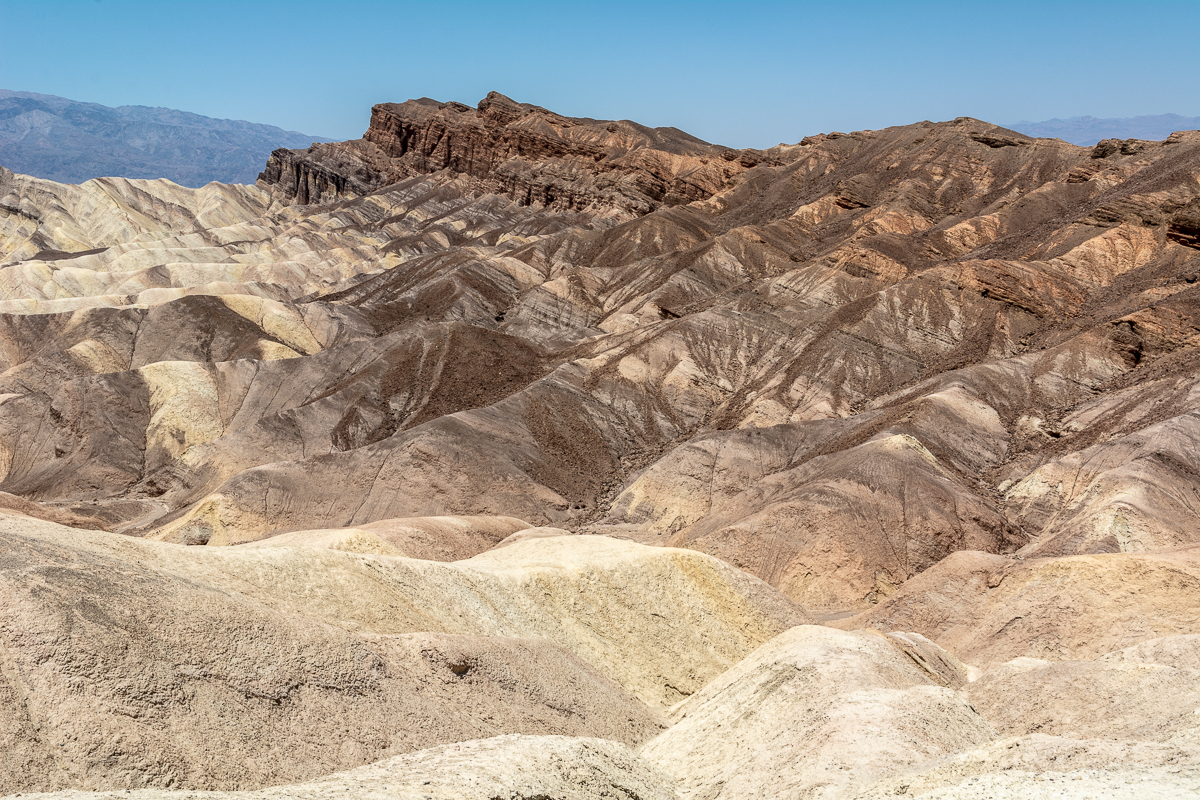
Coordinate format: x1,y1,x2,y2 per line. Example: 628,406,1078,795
855,766,1200,799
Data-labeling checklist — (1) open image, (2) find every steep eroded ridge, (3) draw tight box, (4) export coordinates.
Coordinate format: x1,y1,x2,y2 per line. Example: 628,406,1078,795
259,91,762,212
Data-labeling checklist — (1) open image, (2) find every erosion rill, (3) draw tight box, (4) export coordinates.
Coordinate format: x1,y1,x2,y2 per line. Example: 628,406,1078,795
0,92,1198,798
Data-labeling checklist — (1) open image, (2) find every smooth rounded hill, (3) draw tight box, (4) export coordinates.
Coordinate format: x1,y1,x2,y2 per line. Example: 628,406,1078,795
0,510,807,792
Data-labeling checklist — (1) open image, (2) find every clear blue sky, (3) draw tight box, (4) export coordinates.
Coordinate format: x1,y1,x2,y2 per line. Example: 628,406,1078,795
2,0,1198,148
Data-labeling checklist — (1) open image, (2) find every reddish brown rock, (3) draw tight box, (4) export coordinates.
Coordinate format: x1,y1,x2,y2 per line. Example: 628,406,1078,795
259,91,756,212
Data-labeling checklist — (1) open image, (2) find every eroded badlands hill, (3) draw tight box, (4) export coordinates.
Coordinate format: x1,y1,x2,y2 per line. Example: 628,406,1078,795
1,92,1199,797
4,93,1200,609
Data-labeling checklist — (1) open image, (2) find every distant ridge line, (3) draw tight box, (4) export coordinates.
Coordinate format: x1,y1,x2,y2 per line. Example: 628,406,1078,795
0,89,333,187
1006,113,1200,146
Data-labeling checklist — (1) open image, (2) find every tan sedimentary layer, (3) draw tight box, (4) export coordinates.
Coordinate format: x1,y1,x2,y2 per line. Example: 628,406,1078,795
832,547,1200,666
639,625,997,799
0,514,806,792
0,735,680,800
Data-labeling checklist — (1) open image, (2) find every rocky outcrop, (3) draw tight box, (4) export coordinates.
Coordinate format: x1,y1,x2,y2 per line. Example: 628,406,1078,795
256,141,388,206
258,91,759,212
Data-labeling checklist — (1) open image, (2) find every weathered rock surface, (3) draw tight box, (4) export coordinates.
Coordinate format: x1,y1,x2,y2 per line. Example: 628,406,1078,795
967,635,1200,747
832,547,1200,666
260,91,754,212
0,513,807,792
854,735,1200,798
0,735,679,800
639,625,996,799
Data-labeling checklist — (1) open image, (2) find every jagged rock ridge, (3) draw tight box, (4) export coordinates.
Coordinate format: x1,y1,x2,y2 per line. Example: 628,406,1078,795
259,91,762,211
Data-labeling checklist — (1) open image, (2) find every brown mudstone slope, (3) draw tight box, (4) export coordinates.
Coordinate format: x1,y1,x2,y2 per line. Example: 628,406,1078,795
2,92,1200,797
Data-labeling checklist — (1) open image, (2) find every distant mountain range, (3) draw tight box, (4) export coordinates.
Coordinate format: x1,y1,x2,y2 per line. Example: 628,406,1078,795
0,89,332,187
1006,113,1200,145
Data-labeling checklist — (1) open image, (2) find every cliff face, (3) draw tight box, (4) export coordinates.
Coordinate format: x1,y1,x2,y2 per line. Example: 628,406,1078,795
256,140,387,205
259,91,762,212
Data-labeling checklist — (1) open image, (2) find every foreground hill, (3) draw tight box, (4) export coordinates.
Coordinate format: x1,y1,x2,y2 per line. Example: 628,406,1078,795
0,91,1198,797
0,89,330,186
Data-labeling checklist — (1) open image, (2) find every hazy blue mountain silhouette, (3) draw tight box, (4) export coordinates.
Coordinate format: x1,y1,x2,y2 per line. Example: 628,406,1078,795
1007,113,1200,146
0,89,331,187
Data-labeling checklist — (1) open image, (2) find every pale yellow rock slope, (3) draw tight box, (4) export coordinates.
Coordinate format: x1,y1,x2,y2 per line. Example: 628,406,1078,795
639,625,997,799
0,735,679,800
0,511,807,792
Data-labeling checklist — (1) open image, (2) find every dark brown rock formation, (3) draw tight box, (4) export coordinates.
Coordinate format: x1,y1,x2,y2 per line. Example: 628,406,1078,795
258,91,758,212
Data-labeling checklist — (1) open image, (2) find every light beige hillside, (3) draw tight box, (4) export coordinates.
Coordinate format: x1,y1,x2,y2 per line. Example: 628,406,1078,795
0,735,679,800
639,625,996,799
0,512,807,792
967,636,1200,747
854,735,1200,799
241,514,532,560
831,548,1200,666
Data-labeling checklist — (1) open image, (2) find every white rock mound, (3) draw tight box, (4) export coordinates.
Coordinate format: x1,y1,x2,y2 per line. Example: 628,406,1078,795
639,625,997,799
